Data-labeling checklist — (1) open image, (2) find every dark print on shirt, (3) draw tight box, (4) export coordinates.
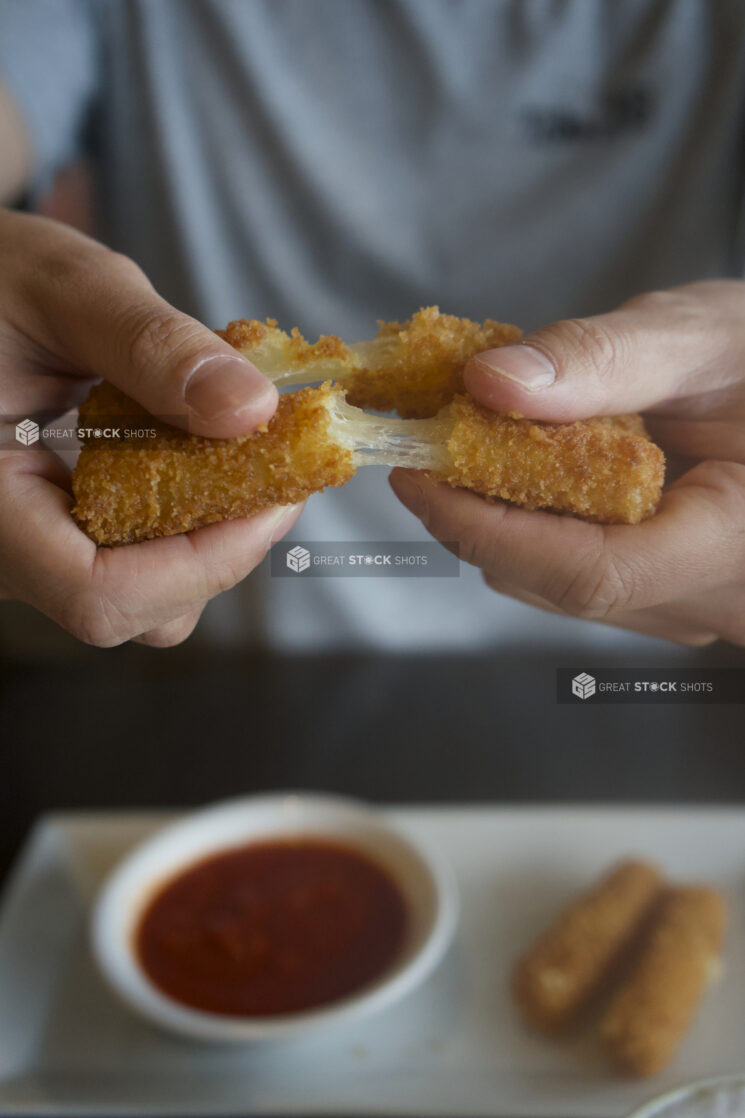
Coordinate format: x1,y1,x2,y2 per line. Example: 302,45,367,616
522,87,654,143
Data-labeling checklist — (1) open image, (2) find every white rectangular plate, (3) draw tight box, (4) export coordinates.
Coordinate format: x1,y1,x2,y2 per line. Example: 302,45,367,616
0,806,743,1117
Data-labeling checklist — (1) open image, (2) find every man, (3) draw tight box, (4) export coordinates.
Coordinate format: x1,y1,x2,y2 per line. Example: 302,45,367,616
1,0,744,650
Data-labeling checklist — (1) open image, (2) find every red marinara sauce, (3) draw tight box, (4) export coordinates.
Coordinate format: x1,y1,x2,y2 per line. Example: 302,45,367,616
135,838,408,1016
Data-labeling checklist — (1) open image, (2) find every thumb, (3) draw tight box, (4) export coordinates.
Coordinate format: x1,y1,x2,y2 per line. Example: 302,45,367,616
463,282,745,422
26,227,277,437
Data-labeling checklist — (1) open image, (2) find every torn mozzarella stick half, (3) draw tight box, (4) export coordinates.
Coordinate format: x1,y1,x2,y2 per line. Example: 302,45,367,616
216,305,524,418
511,861,665,1034
601,886,727,1077
72,380,665,546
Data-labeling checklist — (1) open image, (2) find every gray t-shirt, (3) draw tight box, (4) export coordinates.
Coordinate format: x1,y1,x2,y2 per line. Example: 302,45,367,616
2,0,744,652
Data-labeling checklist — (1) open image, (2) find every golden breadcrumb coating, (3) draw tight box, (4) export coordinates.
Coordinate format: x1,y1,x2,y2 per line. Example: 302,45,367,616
71,309,665,544
219,306,523,418
512,861,664,1034
72,382,354,546
601,886,727,1077
444,396,665,525
347,306,523,416
217,317,354,374
72,378,665,545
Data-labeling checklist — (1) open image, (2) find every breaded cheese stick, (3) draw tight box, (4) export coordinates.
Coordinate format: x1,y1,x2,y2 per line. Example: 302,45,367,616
512,861,664,1034
444,395,663,526
218,306,523,418
72,382,665,545
72,382,359,546
601,886,727,1077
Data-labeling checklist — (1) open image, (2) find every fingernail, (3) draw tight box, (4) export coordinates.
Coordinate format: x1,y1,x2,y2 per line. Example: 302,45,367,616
473,344,556,391
184,354,274,420
268,503,303,545
390,472,427,523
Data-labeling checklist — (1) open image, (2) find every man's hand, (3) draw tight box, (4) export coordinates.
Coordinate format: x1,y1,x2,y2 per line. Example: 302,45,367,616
0,209,301,647
390,281,745,646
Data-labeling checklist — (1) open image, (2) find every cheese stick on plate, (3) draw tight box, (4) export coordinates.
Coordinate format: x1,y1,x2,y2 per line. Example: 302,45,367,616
601,886,727,1077
512,860,664,1033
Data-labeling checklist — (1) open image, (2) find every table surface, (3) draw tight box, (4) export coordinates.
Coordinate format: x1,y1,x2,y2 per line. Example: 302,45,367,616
2,641,745,885
4,806,744,1117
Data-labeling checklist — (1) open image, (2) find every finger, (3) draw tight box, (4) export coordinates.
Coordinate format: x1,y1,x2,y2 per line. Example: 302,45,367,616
0,448,75,599
644,414,745,464
0,449,303,645
11,215,277,437
480,572,566,616
589,607,719,646
0,347,96,415
132,605,206,648
602,584,745,647
482,572,718,646
462,281,745,421
389,462,745,621
88,501,302,645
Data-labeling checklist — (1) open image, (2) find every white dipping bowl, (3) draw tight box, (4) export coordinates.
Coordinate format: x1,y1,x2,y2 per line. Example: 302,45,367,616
91,793,458,1041
628,1075,745,1118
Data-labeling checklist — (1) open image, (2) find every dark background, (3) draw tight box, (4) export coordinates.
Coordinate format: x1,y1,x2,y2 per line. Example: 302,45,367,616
3,635,745,887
